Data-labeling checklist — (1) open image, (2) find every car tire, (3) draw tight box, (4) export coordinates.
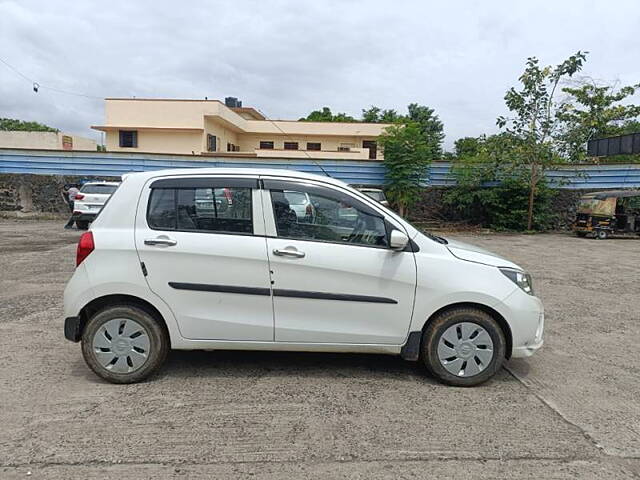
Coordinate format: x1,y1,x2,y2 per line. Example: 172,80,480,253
596,229,609,240
81,305,169,384
76,220,90,230
421,307,506,387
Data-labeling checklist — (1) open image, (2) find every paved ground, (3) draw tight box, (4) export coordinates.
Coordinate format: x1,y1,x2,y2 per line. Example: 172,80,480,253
0,220,638,479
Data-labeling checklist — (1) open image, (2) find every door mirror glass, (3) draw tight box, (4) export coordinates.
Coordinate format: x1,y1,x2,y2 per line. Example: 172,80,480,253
389,230,409,251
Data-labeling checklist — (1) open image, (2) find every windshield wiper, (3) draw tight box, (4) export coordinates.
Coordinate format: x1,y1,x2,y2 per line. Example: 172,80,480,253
424,232,448,244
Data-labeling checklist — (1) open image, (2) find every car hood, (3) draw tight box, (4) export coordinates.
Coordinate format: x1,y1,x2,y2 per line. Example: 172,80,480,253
445,238,522,270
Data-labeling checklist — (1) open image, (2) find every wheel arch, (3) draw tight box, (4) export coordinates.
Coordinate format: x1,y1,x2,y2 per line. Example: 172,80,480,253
78,294,171,345
421,302,513,360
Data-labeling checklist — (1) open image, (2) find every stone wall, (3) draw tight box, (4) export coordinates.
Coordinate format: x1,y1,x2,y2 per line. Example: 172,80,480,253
0,173,598,229
408,187,596,230
0,174,118,214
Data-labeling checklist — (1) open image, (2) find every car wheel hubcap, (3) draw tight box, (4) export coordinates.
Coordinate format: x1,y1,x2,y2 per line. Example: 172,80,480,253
92,318,150,374
437,322,494,377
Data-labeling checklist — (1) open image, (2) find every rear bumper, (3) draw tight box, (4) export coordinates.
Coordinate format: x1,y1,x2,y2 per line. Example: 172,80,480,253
64,316,82,342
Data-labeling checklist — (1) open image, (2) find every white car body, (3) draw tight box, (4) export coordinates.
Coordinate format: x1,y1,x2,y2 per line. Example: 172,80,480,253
64,168,544,384
73,181,120,227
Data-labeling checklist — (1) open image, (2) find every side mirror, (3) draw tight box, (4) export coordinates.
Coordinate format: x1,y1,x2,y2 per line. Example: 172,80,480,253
389,230,409,251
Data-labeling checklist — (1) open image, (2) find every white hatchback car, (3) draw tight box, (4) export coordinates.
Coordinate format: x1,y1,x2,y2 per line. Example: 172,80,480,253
72,181,120,229
64,168,544,386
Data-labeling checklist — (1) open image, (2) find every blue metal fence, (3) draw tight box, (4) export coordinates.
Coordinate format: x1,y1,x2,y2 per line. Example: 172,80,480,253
1,149,639,189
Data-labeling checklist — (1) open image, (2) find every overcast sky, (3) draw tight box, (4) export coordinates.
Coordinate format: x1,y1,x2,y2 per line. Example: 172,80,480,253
1,0,639,150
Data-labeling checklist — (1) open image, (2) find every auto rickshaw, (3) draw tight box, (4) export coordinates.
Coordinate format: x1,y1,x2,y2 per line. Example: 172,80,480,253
574,190,640,239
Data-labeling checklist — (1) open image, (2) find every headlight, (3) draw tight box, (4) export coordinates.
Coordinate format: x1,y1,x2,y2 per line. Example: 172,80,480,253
499,268,534,295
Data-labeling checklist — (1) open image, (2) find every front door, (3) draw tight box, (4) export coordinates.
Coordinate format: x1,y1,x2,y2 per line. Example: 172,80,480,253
135,176,273,341
263,179,416,345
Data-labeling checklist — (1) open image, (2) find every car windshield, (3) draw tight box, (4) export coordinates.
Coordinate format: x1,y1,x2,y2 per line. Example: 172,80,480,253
81,184,119,195
363,191,385,201
284,191,307,205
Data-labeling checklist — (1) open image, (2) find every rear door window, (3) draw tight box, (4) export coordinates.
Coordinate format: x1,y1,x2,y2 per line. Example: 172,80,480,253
147,179,253,234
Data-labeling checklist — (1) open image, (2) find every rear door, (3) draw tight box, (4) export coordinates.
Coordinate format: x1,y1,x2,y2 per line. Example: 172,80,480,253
135,176,273,341
263,178,417,345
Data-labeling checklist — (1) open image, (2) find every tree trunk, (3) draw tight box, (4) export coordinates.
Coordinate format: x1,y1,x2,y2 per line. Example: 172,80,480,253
527,163,537,231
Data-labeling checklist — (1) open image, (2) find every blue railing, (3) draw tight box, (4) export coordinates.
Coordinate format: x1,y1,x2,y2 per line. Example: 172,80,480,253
1,149,639,189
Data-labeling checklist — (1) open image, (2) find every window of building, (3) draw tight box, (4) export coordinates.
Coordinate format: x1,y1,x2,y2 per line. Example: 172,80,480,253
207,134,217,152
119,130,138,148
362,140,377,159
269,184,387,248
338,143,354,152
306,142,321,151
259,141,274,149
284,142,299,150
148,185,253,234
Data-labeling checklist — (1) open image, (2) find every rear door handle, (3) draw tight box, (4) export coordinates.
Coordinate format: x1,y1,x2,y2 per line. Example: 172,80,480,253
273,248,305,258
144,237,177,247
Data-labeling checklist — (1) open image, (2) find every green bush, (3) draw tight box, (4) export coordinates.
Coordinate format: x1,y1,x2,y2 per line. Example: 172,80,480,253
444,178,556,231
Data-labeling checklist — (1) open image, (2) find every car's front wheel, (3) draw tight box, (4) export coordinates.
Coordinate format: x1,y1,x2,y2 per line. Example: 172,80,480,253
421,307,506,387
81,305,168,384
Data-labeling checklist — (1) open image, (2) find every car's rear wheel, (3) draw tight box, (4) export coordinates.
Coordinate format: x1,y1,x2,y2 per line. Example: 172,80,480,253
421,307,506,387
596,229,609,240
81,305,168,384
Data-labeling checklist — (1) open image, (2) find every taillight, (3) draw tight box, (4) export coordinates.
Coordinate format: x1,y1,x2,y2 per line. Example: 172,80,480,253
76,231,94,266
306,204,313,216
74,193,85,200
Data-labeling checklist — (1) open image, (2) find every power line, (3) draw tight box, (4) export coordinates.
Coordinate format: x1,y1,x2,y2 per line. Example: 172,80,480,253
0,55,102,100
256,108,333,178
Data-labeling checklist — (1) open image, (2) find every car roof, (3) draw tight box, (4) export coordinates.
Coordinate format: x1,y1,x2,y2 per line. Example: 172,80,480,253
122,168,348,188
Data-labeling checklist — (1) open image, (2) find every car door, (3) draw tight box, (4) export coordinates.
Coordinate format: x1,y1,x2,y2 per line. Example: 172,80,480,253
135,175,273,341
263,178,417,345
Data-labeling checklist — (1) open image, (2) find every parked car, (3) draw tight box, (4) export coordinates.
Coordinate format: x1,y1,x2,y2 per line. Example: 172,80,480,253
283,190,315,222
72,181,120,229
574,190,640,239
357,187,389,207
63,168,544,386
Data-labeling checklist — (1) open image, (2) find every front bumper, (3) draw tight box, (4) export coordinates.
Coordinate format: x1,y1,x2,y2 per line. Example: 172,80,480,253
498,288,545,359
64,316,82,342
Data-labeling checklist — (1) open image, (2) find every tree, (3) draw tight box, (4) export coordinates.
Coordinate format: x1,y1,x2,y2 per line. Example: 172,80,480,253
444,133,556,230
556,80,640,161
299,107,356,122
0,118,58,132
453,136,481,158
361,106,403,123
407,103,445,158
496,51,587,230
378,122,432,217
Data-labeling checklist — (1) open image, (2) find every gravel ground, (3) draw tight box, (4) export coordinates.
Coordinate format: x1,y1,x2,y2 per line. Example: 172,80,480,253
0,220,638,479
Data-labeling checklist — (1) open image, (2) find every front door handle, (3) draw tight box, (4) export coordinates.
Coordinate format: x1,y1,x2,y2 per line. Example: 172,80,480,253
273,248,305,258
144,237,177,247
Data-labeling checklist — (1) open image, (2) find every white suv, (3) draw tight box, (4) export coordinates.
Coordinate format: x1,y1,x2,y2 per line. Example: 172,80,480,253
72,181,120,229
64,168,544,386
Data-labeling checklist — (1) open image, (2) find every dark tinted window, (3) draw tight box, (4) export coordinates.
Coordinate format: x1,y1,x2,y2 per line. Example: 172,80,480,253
119,130,137,148
259,141,274,149
80,184,118,194
148,188,176,229
270,186,387,247
284,142,299,150
148,185,253,234
306,142,321,151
